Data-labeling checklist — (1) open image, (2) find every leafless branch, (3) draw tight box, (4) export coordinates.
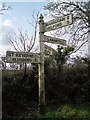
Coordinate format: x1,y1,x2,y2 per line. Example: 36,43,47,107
45,1,89,49
8,11,39,53
0,3,11,15
69,40,88,55
28,11,39,51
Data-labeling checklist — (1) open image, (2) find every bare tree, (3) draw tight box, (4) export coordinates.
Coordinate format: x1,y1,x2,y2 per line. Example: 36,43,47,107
44,0,90,53
8,11,39,52
8,11,39,75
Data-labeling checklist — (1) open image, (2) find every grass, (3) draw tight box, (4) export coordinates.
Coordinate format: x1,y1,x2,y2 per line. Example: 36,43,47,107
37,104,90,119
3,103,90,120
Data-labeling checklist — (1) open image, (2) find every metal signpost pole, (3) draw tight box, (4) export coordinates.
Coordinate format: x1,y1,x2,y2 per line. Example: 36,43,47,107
38,14,45,114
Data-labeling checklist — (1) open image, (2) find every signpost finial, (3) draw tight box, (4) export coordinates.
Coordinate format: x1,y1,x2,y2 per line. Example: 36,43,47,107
39,14,43,19
39,14,44,23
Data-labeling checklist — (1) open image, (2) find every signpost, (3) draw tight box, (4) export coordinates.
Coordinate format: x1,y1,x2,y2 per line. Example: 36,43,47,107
45,14,73,32
38,13,73,114
38,14,45,114
6,51,40,63
5,13,73,115
44,35,66,45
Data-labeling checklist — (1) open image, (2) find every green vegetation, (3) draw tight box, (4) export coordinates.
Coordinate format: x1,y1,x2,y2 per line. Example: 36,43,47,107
38,104,90,119
2,46,89,119
2,1,90,119
3,104,90,119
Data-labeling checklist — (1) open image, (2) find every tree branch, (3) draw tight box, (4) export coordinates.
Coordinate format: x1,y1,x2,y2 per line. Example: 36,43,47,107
0,3,11,15
69,40,88,55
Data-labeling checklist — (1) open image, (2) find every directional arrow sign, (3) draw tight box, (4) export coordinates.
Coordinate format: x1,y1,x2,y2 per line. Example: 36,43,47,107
6,51,40,63
44,44,56,56
44,35,66,45
45,14,73,32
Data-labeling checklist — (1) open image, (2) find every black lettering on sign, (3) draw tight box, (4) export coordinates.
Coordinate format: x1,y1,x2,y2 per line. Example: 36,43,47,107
12,58,16,61
67,15,69,19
